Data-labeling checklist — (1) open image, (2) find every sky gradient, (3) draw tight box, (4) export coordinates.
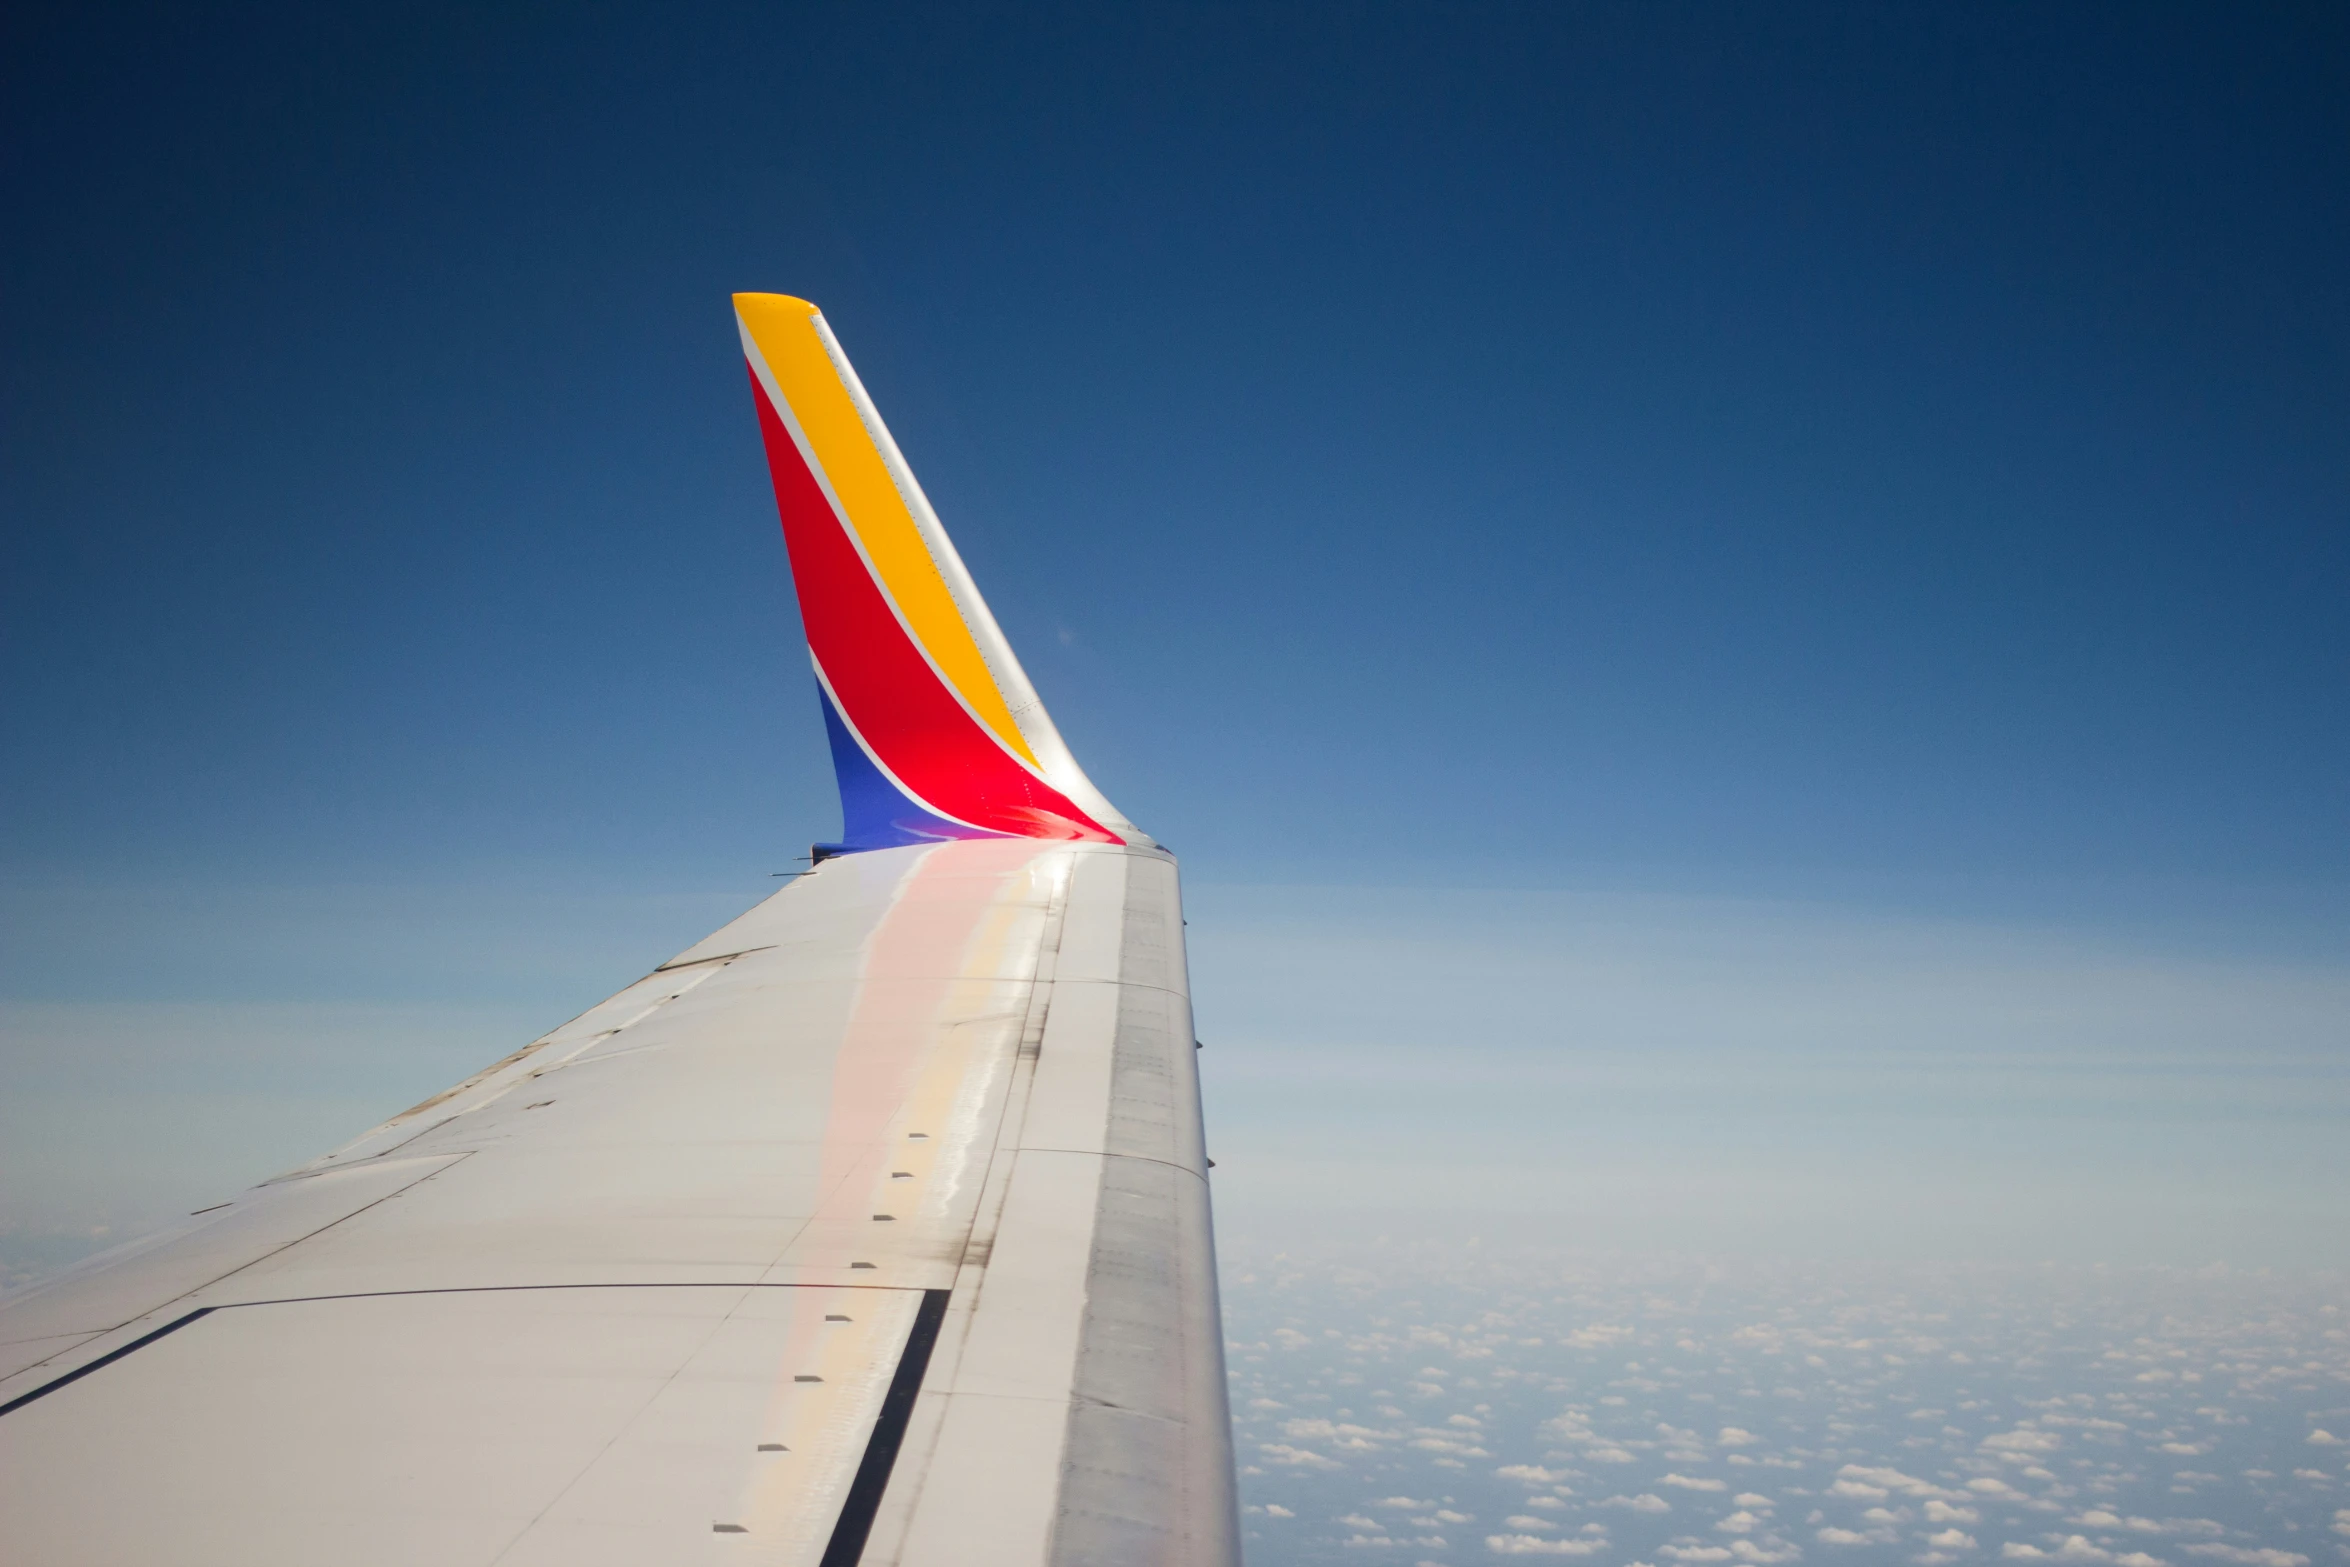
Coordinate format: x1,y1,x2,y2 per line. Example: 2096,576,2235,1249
3,3,2345,1267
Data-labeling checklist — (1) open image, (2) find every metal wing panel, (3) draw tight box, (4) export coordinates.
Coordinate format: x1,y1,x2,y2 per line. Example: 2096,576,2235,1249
2,1284,922,1565
0,839,1236,1567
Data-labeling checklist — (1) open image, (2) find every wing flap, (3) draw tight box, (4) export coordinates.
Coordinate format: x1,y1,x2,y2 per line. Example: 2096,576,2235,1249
879,846,1236,1567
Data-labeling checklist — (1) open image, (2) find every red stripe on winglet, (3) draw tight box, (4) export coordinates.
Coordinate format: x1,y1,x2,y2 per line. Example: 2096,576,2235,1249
749,370,1119,844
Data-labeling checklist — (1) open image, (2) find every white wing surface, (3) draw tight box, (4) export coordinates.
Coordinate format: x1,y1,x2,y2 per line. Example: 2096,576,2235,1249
0,300,1239,1567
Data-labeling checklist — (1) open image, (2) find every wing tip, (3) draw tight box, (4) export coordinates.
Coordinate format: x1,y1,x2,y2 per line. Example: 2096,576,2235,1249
734,291,820,324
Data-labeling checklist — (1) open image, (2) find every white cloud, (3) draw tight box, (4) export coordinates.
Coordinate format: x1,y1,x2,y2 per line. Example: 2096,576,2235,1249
2003,1540,2123,1564
1658,1548,1735,1563
1716,1512,1764,1535
1257,1443,1342,1469
2307,1431,2342,1447
1983,1430,2063,1456
1414,1435,1495,1457
1816,1529,1876,1546
1720,1428,1761,1446
2004,1541,2119,1564
1664,1475,1731,1492
1499,1466,1575,1485
1283,1417,1392,1449
1603,1495,1673,1513
1927,1530,1978,1550
1506,1517,1561,1532
1838,1466,1957,1500
2180,1549,2309,1567
2066,1513,2220,1538
1925,1503,1981,1525
1490,1536,1609,1556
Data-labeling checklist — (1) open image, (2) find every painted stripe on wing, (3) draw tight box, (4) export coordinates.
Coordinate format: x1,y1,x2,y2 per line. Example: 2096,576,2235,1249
734,294,1039,767
738,320,1067,791
811,656,1005,845
748,370,1120,843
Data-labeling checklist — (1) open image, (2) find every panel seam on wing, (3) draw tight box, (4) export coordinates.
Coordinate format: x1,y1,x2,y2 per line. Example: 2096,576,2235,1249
1016,1149,1211,1183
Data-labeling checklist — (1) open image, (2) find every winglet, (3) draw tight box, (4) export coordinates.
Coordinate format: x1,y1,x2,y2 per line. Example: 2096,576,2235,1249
734,294,1144,853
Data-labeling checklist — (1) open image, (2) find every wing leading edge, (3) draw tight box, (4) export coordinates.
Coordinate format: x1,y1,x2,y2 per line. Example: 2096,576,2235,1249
0,302,1237,1567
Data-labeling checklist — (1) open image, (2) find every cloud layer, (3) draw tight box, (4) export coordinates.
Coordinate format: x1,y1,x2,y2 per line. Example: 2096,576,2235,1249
1225,1242,2347,1567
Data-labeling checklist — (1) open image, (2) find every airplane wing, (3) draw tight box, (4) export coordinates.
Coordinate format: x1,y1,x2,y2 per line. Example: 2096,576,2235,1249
0,295,1240,1567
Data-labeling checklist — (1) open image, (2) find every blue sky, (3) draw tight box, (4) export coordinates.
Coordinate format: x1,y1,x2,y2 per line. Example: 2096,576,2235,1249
2,3,2345,1264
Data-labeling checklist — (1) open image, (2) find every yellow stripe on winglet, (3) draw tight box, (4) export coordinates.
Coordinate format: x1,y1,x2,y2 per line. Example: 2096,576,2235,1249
734,293,1038,768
